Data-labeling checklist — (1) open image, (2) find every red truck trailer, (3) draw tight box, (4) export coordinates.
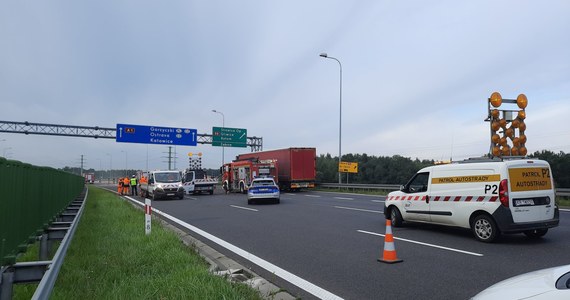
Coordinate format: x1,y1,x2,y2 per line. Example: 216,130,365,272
236,147,316,191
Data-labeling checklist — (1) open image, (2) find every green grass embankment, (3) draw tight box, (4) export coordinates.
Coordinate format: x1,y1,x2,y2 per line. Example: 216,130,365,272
14,186,262,300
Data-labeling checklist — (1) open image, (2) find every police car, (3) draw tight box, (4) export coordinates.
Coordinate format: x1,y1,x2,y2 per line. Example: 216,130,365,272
384,158,559,242
247,177,280,204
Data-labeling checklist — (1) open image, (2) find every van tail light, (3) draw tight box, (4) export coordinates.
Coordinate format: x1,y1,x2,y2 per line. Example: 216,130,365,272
499,179,509,207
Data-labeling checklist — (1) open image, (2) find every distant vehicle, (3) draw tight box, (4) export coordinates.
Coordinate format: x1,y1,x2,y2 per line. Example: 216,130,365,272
472,264,570,299
247,177,280,204
384,157,559,242
139,170,184,200
222,159,278,193
84,173,95,184
182,169,217,195
236,147,316,191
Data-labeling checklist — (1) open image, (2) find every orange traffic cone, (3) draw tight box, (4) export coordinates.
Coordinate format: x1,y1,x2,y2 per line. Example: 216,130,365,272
377,219,403,264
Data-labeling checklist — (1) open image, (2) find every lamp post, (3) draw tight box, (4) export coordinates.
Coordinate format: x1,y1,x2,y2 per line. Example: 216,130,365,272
106,153,113,183
97,158,102,183
319,52,343,184
212,109,225,166
121,150,127,177
3,147,12,158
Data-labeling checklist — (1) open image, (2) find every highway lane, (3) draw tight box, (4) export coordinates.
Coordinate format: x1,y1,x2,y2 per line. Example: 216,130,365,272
101,185,570,299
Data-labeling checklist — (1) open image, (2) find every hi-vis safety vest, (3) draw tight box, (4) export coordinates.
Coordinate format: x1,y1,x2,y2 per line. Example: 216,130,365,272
130,178,137,186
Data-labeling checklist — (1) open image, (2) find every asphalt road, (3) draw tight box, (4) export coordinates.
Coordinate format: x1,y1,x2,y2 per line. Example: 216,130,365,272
100,185,570,300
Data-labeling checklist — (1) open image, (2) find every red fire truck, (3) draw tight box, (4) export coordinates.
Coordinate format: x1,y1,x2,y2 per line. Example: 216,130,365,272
222,159,278,193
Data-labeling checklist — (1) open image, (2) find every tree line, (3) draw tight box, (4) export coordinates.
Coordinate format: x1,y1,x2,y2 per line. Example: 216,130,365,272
60,150,569,188
317,150,570,188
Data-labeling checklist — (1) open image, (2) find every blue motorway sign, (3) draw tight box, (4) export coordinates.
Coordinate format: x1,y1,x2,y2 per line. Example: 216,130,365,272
116,123,197,146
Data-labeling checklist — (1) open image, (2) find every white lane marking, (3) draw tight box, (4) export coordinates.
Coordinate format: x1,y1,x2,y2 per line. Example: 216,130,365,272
357,230,484,257
188,197,198,200
305,195,321,198
285,193,297,196
230,205,258,212
122,195,343,300
334,206,383,214
371,200,385,203
334,197,354,200
560,208,570,212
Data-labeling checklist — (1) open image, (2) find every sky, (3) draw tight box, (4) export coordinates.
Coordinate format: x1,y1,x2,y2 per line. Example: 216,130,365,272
1,1,569,172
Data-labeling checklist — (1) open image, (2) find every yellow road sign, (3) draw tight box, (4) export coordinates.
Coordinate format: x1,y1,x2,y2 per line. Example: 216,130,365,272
339,161,358,173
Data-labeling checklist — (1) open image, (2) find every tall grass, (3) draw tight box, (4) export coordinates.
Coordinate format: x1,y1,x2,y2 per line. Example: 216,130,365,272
14,186,262,300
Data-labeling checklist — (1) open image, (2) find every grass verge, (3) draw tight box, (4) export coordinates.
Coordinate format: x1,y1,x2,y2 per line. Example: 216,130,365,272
14,186,262,300
557,196,570,208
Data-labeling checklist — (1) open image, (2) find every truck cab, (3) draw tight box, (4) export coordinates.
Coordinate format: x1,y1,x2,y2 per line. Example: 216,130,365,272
182,169,216,195
222,159,278,193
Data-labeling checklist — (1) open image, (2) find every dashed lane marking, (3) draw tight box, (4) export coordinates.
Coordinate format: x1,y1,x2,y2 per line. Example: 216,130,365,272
357,230,484,257
334,197,354,200
230,205,258,212
334,206,383,214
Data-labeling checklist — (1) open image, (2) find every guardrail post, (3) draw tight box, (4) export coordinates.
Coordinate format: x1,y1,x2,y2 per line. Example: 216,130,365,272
0,269,14,300
39,234,48,261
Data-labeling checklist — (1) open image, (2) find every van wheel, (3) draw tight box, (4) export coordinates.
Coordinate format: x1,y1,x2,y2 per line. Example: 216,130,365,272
524,229,548,239
390,207,403,227
471,215,500,242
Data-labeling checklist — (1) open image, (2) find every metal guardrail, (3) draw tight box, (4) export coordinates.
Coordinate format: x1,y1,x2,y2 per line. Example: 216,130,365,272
558,188,570,197
318,183,570,197
318,183,400,191
0,188,87,300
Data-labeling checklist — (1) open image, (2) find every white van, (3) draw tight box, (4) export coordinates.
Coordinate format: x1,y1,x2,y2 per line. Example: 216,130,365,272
384,158,559,242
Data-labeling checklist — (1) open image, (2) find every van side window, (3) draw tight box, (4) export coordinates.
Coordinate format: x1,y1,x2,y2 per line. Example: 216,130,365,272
406,172,429,193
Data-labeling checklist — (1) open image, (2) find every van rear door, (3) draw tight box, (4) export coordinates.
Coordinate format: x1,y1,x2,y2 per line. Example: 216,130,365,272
506,160,556,223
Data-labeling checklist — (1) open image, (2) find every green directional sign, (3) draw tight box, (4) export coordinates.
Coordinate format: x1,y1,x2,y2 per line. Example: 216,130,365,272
212,127,247,148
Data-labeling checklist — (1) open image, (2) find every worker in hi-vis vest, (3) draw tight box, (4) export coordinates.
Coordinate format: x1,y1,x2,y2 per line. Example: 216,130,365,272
130,175,138,196
122,177,130,195
117,178,123,194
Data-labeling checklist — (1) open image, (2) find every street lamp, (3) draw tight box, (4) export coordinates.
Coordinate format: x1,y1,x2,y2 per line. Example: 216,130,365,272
106,153,113,183
212,109,225,166
121,150,127,177
3,147,12,157
319,52,343,184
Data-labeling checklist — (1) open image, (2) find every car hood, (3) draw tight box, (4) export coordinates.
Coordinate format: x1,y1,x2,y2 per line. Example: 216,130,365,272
472,264,570,300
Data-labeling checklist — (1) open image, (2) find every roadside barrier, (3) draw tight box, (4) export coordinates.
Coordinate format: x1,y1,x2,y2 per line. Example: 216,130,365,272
377,219,403,264
0,157,85,300
318,183,570,197
0,157,83,266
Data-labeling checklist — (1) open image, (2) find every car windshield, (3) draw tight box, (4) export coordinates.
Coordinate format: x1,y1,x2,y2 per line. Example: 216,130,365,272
154,172,181,183
252,180,274,187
